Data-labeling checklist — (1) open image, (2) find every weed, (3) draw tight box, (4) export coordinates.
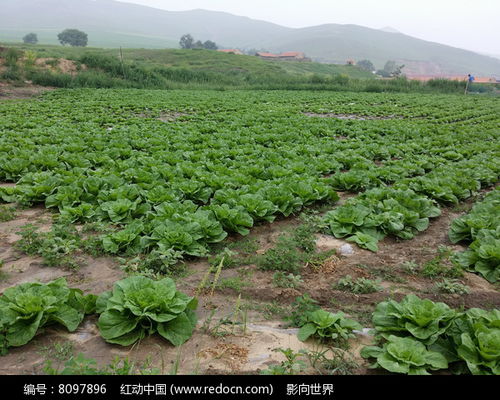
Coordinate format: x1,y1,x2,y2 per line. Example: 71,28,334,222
228,237,259,255
208,248,238,269
44,353,160,375
195,265,214,296
24,50,37,69
210,259,224,296
292,223,317,253
0,259,7,281
15,223,83,269
243,301,290,321
44,58,60,68
286,294,320,327
400,260,419,275
335,304,373,326
4,48,20,68
272,272,303,289
258,235,304,274
38,341,75,366
217,276,249,293
305,250,337,270
15,224,43,255
121,248,185,278
203,296,247,337
436,279,470,295
0,205,16,222
260,348,308,375
419,246,464,279
305,347,359,375
371,267,405,283
334,275,382,294
170,347,183,375
81,236,106,257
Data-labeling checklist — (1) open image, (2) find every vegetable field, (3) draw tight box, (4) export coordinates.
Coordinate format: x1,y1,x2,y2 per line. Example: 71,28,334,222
0,89,499,375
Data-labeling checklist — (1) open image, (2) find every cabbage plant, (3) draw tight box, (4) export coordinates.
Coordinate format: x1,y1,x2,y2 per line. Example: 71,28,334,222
372,295,456,345
298,309,361,343
96,276,197,347
361,335,448,375
0,278,96,355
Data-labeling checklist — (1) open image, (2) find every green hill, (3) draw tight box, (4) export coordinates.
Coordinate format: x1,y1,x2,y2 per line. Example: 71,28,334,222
1,0,499,76
6,44,374,80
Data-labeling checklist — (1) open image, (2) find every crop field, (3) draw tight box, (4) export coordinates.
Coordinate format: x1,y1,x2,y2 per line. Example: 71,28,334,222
0,89,499,375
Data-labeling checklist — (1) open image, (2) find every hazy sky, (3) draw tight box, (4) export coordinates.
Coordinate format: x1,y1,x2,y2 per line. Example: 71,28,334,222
120,0,500,55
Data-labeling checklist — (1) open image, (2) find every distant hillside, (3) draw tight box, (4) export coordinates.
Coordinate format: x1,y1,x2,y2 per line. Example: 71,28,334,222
6,44,374,80
1,0,499,76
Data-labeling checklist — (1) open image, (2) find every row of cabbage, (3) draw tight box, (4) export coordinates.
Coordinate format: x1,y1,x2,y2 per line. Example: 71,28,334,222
2,277,498,375
0,277,196,355
448,187,500,283
323,156,499,252
0,90,499,263
361,295,499,375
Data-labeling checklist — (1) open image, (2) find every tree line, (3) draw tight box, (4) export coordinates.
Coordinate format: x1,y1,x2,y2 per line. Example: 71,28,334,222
356,59,405,77
22,31,219,51
179,34,218,50
23,29,89,47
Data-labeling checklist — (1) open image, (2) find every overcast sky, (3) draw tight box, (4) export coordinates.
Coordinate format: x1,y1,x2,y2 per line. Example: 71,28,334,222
120,0,500,55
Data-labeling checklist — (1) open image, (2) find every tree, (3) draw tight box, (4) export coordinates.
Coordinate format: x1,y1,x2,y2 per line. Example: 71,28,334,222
383,60,397,75
58,29,88,47
376,69,391,78
23,33,38,45
357,59,375,72
392,64,405,77
203,40,218,50
193,40,204,49
179,34,194,49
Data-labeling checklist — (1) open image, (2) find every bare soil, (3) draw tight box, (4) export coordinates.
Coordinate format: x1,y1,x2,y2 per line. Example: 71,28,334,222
303,112,403,120
35,58,82,76
135,111,189,123
0,82,53,100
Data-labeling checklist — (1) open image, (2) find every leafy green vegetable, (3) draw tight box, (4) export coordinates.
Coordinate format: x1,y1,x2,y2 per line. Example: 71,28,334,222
96,276,197,347
324,188,441,252
444,308,500,375
449,189,499,282
346,232,379,252
361,335,448,375
298,309,361,343
0,278,95,355
372,294,456,345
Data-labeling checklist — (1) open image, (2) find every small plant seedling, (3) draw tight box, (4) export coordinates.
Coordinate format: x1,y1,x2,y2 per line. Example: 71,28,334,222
260,348,308,375
305,347,359,375
0,205,17,222
334,275,382,294
436,279,470,295
272,272,303,289
209,247,238,269
400,260,419,275
258,235,304,274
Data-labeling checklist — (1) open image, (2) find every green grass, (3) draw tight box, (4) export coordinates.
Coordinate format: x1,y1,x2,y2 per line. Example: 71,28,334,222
2,43,484,93
2,43,370,79
280,61,373,79
334,275,383,294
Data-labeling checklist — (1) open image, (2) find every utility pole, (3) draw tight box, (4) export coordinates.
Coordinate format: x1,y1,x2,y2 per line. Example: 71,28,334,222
119,47,126,80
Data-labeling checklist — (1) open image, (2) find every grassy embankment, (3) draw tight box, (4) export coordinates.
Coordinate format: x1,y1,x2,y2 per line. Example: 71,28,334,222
0,43,490,93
